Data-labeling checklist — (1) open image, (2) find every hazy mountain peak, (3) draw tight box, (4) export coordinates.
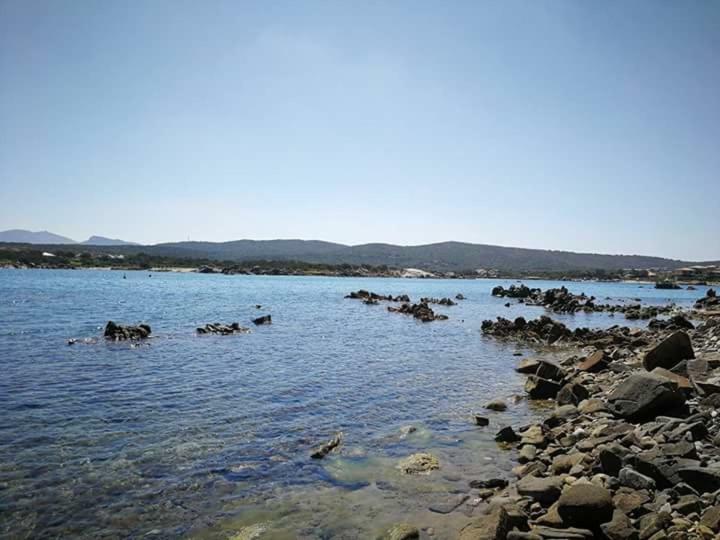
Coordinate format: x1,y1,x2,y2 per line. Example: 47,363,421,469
81,235,138,246
0,229,77,244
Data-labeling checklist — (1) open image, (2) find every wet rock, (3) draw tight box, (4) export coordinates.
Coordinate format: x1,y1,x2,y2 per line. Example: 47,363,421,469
517,475,564,505
387,302,448,322
458,506,510,540
516,358,541,374
310,433,342,459
474,415,490,426
428,493,468,514
643,331,695,371
469,478,508,489
520,425,548,447
607,373,685,422
485,400,507,412
557,483,614,528
492,285,538,299
556,382,589,406
519,445,537,464
397,452,439,474
619,467,657,490
380,523,419,540
104,321,151,340
495,426,521,443
252,315,272,325
196,322,250,335
525,376,562,400
534,360,566,382
420,297,456,306
456,293,465,300
577,350,609,372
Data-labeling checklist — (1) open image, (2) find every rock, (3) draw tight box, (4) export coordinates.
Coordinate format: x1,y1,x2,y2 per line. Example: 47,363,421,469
252,314,272,325
196,322,250,335
456,293,465,300
614,488,651,516
676,466,720,494
638,511,672,540
474,415,490,426
551,453,586,474
601,509,639,540
397,452,439,474
428,493,469,514
380,523,419,540
671,494,702,516
495,426,521,443
600,445,629,477
534,360,566,382
650,368,691,390
557,483,614,528
556,382,589,406
520,425,547,447
516,358,541,374
700,505,720,532
525,376,562,400
578,350,609,372
607,373,685,422
643,331,694,371
387,302,448,322
310,433,342,459
578,398,606,414
458,506,510,540
469,478,508,489
485,400,507,411
517,475,564,505
529,525,594,539
619,467,657,490
519,445,537,463
103,321,151,340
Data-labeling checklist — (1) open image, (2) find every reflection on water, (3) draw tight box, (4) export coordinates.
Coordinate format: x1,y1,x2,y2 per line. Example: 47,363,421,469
0,270,706,538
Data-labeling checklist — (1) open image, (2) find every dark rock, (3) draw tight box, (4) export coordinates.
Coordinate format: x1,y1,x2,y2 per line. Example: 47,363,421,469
196,322,250,335
525,376,562,400
642,331,694,371
485,400,507,411
252,314,272,325
469,478,508,489
310,433,342,459
600,445,629,477
619,467,656,490
103,321,151,340
676,465,720,494
388,302,448,322
516,358,541,374
556,382,589,406
671,494,702,516
474,415,490,426
606,373,685,422
534,360,566,382
495,426,521,443
557,483,614,528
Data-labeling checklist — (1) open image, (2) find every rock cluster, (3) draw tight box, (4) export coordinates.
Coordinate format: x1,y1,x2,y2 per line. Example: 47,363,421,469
421,297,457,306
387,302,449,322
696,289,719,310
196,322,250,335
345,290,410,303
103,321,151,340
463,318,720,539
492,284,539,299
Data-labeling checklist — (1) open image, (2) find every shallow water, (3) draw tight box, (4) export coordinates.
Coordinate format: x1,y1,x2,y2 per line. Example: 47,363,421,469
0,270,707,539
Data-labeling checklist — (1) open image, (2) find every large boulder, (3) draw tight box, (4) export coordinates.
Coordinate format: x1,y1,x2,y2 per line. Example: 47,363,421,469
517,475,564,505
676,465,720,494
458,507,510,540
606,372,685,422
642,331,694,371
557,483,614,528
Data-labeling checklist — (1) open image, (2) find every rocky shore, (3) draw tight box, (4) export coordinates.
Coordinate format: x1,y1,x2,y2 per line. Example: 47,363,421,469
491,285,677,320
446,307,720,538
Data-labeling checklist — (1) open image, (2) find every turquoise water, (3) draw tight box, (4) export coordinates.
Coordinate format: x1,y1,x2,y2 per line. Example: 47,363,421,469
0,270,707,539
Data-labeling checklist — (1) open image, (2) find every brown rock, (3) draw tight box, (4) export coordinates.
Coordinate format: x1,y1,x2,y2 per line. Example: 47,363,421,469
643,331,694,371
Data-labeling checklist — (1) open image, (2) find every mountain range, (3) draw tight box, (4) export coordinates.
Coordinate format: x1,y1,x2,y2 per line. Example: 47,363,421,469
0,230,137,246
1,230,718,272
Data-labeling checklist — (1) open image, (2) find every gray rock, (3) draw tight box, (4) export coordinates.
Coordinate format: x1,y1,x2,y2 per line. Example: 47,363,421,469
642,331,694,371
607,373,685,422
557,483,614,528
517,475,564,505
619,467,656,490
600,509,639,540
556,382,589,406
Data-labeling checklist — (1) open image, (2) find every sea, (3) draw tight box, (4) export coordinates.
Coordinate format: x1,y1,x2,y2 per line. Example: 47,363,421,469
0,270,708,539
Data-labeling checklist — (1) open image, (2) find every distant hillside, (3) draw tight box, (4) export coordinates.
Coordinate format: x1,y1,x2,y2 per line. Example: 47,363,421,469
2,236,717,272
0,229,76,244
81,235,138,246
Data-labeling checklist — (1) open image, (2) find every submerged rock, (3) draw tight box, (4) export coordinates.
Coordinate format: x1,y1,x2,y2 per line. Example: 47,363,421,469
104,321,151,340
379,523,419,540
310,433,342,459
397,452,439,474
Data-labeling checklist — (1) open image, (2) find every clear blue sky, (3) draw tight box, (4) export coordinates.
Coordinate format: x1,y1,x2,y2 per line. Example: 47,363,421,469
1,1,718,260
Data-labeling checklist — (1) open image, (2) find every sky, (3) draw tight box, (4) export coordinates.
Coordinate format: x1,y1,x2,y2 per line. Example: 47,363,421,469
0,1,718,260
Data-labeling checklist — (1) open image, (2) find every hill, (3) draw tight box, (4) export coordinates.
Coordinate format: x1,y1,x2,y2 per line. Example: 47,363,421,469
1,235,717,272
81,236,138,246
0,229,76,244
